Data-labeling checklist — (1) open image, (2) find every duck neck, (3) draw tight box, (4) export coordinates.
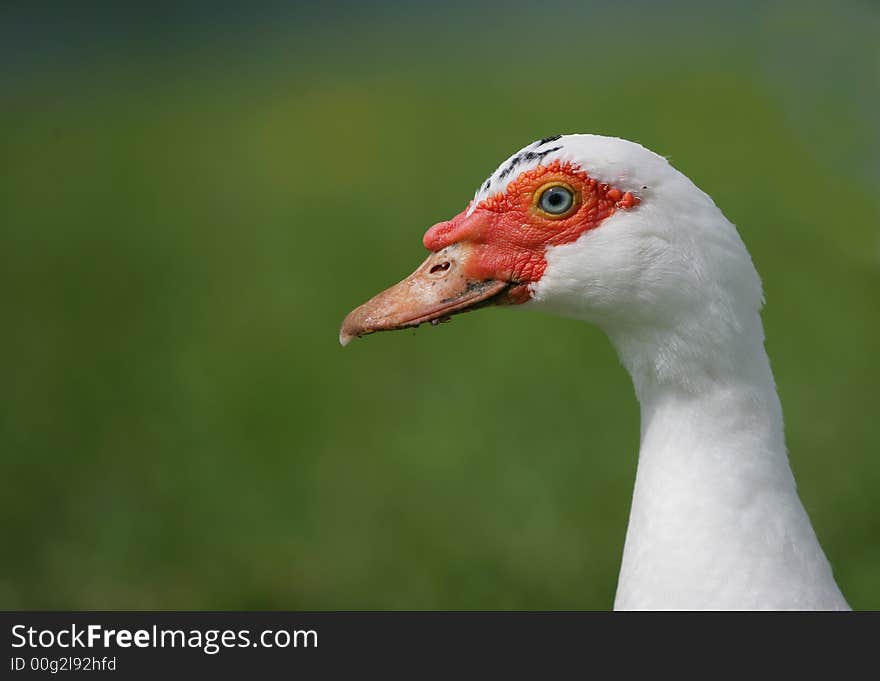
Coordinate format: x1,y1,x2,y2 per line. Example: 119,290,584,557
606,311,848,610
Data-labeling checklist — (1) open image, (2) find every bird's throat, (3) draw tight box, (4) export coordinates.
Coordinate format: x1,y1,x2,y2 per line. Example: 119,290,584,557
608,319,849,610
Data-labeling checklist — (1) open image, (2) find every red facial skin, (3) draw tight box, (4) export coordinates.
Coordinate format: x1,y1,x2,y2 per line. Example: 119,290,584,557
422,160,639,302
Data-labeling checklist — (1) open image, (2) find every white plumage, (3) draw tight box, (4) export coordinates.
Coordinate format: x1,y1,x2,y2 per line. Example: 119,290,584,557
525,136,848,609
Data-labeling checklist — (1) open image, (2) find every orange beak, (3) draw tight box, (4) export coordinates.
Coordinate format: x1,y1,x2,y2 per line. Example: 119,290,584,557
339,242,512,346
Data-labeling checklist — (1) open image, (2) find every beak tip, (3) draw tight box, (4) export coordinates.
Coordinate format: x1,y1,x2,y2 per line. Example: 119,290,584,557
339,326,356,347
340,306,370,347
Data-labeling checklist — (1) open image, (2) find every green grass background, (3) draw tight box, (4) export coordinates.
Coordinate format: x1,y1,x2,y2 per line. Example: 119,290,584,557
1,1,878,608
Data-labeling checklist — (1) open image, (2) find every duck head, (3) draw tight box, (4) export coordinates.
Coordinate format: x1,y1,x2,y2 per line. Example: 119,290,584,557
340,134,762,369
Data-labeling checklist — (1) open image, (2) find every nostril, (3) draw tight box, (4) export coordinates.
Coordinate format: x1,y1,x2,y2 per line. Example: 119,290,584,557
429,261,451,274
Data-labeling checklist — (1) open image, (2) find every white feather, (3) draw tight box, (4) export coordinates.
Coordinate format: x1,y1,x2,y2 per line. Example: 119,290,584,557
519,134,849,610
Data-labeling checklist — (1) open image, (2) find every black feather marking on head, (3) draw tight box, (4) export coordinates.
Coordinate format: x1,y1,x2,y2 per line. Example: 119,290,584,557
535,135,562,147
498,154,523,180
477,142,565,200
522,145,561,163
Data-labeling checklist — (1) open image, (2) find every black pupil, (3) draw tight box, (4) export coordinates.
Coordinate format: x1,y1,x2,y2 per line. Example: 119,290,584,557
548,191,564,206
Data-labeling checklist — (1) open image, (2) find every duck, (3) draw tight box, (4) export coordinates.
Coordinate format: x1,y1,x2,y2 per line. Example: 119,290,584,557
339,134,849,611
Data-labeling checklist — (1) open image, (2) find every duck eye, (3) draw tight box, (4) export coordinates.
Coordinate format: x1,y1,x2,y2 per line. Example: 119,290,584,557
538,185,574,215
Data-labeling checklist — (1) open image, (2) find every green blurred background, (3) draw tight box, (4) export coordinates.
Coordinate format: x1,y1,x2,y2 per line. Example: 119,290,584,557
2,0,878,609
